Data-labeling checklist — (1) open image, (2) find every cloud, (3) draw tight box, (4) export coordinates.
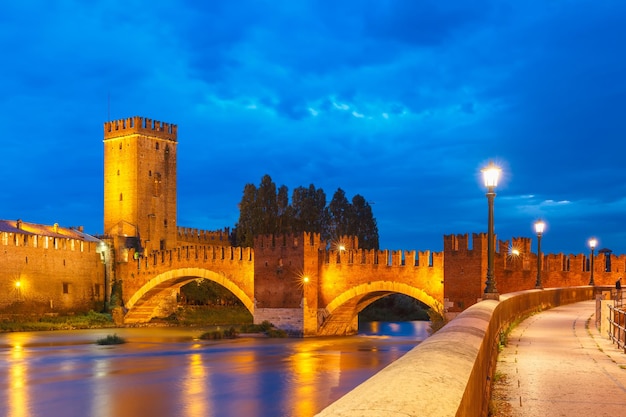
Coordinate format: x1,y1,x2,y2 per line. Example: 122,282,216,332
1,0,626,258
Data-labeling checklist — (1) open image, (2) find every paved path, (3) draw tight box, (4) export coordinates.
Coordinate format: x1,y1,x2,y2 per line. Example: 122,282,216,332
494,300,626,417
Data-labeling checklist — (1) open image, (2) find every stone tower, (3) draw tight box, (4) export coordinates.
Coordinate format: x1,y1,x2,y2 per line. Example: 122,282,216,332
103,116,177,255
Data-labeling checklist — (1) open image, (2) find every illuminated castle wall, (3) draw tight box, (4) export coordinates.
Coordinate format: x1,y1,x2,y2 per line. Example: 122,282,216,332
103,116,178,255
1,115,622,320
0,220,105,314
443,233,622,314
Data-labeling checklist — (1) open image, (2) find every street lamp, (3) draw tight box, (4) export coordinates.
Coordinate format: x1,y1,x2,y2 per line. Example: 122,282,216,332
589,238,597,286
534,220,545,289
482,162,501,298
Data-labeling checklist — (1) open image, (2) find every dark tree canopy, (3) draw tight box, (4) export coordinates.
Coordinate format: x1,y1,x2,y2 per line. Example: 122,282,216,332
233,175,379,250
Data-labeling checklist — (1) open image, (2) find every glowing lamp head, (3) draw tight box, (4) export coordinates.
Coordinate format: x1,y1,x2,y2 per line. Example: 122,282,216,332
482,162,501,188
589,238,597,250
303,276,310,284
338,244,346,252
15,281,21,288
534,220,546,235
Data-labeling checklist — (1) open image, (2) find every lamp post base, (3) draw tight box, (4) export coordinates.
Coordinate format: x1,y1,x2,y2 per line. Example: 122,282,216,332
483,292,500,301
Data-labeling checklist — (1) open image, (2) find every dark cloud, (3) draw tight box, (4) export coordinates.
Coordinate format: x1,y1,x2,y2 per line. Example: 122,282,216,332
1,0,626,256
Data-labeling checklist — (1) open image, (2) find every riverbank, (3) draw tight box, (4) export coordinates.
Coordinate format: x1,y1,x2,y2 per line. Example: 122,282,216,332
0,305,254,333
0,310,118,332
1,303,439,335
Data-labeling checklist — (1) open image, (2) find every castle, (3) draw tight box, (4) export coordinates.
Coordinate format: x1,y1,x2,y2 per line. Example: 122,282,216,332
0,116,622,321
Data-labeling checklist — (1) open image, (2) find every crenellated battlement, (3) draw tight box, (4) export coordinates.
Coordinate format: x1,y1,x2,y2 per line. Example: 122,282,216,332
177,226,231,246
445,233,533,257
0,219,100,252
253,232,322,250
324,247,443,268
510,236,532,254
126,243,254,268
332,235,359,251
104,116,177,141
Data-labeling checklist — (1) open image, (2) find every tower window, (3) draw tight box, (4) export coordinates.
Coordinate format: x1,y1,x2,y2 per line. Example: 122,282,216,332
117,169,120,176
164,219,168,228
153,173,162,197
149,170,152,177
119,143,122,150
156,142,160,150
120,193,123,201
62,283,69,294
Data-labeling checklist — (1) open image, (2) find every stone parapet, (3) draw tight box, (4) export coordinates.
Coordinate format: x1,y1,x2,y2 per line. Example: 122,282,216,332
315,286,594,417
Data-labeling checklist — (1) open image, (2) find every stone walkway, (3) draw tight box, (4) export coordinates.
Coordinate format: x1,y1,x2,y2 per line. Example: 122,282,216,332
493,300,626,416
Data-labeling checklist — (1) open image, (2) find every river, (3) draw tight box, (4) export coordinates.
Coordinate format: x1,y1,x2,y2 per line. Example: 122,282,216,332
0,321,429,417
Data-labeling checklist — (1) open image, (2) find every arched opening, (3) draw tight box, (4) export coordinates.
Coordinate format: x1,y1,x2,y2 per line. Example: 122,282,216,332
318,282,442,336
359,293,431,322
123,268,254,324
173,279,252,326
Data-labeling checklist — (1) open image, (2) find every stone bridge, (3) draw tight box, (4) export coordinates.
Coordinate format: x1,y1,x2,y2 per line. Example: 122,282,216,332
114,233,444,336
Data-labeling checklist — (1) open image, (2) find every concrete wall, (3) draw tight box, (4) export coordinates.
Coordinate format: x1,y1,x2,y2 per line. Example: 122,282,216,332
315,286,594,417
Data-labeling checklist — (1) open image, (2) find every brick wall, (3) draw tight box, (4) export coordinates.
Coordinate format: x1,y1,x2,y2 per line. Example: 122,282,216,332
0,233,104,314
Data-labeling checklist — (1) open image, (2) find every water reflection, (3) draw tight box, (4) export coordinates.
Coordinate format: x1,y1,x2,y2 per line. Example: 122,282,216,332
288,343,338,417
90,358,111,417
182,351,208,417
0,321,429,417
8,334,29,417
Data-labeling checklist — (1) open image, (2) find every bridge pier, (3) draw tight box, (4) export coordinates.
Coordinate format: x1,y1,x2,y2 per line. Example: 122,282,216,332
254,307,305,335
252,297,321,336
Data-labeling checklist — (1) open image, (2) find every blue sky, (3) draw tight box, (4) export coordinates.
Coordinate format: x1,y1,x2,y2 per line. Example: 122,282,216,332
1,1,625,256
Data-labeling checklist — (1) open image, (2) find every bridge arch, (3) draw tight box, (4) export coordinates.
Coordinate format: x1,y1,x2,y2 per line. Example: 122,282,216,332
123,267,254,323
318,281,441,336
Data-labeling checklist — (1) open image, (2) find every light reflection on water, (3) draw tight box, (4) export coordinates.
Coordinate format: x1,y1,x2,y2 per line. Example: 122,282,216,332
0,321,430,417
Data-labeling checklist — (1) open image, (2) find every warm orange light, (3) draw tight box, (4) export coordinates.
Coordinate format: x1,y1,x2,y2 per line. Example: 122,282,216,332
303,276,310,284
482,162,501,188
15,281,21,288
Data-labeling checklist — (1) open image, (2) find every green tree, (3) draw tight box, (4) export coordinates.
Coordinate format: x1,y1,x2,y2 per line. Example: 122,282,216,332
328,188,352,239
180,279,243,306
351,194,379,250
277,184,291,235
291,184,327,236
257,174,278,235
235,183,258,247
233,175,379,250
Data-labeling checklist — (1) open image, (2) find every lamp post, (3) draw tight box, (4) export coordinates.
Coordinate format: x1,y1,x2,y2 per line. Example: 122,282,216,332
482,162,501,298
534,220,545,289
589,238,597,286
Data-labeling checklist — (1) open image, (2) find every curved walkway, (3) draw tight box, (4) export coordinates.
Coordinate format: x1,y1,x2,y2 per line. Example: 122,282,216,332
493,300,626,416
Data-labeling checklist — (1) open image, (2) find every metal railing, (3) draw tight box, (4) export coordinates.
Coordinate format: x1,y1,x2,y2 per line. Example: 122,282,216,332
607,290,625,353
